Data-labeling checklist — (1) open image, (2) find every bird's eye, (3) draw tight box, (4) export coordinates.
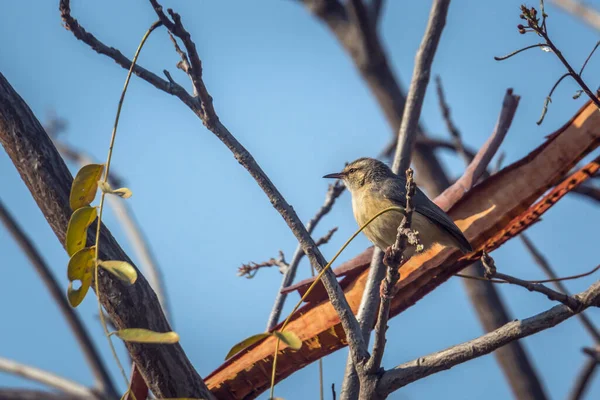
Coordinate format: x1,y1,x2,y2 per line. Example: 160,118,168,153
348,168,356,174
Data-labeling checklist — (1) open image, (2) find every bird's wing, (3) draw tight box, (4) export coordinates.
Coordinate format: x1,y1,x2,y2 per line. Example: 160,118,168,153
381,178,472,253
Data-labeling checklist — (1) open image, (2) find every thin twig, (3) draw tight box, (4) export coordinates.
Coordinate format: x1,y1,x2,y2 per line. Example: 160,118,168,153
537,72,571,125
435,76,471,166
367,169,418,374
521,233,600,343
0,357,96,399
376,279,600,396
493,43,546,61
392,0,451,173
455,263,600,286
267,180,345,330
481,251,582,311
0,199,118,399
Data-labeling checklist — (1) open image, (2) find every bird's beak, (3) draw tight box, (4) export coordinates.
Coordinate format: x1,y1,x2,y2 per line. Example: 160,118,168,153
323,172,344,179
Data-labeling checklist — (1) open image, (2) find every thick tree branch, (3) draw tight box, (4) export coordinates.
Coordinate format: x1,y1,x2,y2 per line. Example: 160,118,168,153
0,200,117,398
0,72,214,399
376,280,600,396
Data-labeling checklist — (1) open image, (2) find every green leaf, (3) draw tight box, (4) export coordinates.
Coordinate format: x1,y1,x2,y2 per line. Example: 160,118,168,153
70,164,104,210
99,260,137,285
111,328,179,344
66,206,97,256
98,181,132,199
272,331,302,350
225,333,271,360
66,247,95,307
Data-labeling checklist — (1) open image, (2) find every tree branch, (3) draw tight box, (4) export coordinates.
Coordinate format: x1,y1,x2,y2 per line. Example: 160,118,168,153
481,252,582,311
0,71,214,399
0,199,117,399
376,280,600,396
392,0,450,174
0,357,96,399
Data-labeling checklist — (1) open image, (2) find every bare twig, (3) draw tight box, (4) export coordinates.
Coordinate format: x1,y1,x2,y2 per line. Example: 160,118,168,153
481,252,582,311
498,4,600,124
267,180,345,330
392,0,451,173
0,357,96,399
568,356,599,400
520,234,600,343
0,199,117,399
239,251,289,278
239,228,339,278
376,279,600,396
435,76,471,166
367,169,418,374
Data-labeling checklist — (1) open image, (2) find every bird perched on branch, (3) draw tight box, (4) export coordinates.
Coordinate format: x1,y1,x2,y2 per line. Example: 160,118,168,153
324,157,472,258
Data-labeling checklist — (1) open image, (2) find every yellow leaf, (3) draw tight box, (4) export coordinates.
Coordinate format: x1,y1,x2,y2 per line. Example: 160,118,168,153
67,279,92,308
98,181,132,199
66,247,95,307
111,328,180,344
66,206,97,256
225,333,271,360
67,246,96,281
99,260,137,285
70,164,104,210
272,331,302,350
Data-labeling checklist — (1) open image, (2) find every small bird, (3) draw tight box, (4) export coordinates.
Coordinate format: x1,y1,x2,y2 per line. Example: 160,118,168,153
323,157,472,258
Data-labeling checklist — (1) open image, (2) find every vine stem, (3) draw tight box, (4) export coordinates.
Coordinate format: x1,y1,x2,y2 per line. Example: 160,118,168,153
269,206,405,399
93,21,162,391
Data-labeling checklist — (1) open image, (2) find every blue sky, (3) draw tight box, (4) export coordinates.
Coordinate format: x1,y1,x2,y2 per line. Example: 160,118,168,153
1,1,599,399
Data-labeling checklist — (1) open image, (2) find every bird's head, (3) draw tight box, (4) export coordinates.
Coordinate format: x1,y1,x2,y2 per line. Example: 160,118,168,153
323,157,393,192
